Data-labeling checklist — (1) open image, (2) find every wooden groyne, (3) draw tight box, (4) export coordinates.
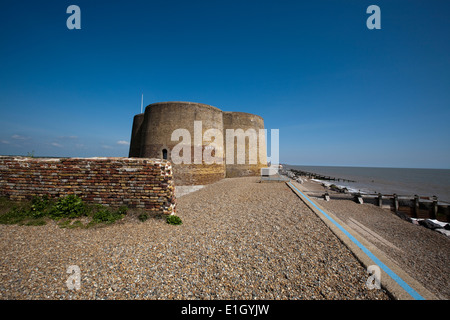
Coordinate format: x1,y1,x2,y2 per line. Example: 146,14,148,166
284,169,450,223
289,169,355,183
317,192,450,222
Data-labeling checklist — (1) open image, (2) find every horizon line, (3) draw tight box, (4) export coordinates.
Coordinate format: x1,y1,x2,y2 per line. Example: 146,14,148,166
282,163,450,170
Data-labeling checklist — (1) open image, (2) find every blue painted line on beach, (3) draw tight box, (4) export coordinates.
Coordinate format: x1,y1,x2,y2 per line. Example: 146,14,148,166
288,182,425,300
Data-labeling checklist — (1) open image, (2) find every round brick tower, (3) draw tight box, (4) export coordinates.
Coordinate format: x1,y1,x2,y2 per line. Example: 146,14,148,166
129,101,267,186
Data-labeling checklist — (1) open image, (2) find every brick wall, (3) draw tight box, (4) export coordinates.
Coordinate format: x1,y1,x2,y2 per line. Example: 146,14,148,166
0,156,176,214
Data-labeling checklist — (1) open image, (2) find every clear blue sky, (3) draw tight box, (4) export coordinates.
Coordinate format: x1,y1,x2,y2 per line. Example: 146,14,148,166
1,0,449,168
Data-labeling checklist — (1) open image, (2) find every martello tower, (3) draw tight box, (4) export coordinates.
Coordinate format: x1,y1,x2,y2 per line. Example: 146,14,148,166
129,101,267,186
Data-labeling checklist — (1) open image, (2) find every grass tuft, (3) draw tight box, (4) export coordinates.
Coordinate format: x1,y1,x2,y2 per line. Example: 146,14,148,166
166,215,182,225
0,195,130,228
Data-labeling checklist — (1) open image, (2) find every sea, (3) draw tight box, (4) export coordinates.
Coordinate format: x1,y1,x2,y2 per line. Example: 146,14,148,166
283,165,450,203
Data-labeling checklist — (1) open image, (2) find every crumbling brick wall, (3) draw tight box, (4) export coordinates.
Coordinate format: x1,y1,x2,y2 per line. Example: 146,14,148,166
0,156,176,214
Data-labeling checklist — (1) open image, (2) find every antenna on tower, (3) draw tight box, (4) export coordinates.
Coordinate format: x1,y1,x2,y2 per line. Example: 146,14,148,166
141,94,143,113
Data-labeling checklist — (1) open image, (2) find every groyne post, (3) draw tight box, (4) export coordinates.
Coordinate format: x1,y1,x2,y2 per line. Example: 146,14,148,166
393,194,399,212
413,195,419,218
378,193,383,207
431,196,438,220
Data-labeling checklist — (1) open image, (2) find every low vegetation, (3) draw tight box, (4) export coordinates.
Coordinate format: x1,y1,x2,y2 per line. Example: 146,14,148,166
166,214,183,225
138,212,149,222
0,195,182,228
0,195,128,228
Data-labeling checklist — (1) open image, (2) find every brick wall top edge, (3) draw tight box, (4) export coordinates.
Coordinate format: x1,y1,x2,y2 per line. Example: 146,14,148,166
0,156,171,165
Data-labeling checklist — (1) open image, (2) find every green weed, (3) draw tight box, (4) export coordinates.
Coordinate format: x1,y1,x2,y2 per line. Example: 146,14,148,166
50,195,85,219
138,213,149,222
0,195,129,228
166,215,182,225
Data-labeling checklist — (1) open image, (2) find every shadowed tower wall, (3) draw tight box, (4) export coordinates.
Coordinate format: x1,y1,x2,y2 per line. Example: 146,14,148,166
223,112,267,178
129,113,145,158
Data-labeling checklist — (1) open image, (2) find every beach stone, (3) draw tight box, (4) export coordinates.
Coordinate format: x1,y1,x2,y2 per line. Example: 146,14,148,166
303,178,450,299
0,177,393,300
419,219,441,230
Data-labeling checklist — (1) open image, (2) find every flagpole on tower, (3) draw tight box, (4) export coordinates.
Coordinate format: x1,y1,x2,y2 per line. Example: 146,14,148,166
141,94,143,114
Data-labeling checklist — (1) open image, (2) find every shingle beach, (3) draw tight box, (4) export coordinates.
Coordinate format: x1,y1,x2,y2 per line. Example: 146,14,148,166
299,180,450,300
0,177,391,299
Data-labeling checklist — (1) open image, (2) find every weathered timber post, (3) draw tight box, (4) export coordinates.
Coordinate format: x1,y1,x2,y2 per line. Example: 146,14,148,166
393,194,399,212
431,196,438,220
413,195,419,218
378,193,383,207
324,192,330,201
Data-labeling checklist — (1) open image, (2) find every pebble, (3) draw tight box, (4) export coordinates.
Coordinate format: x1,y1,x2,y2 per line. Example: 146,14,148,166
0,177,390,300
302,179,450,300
